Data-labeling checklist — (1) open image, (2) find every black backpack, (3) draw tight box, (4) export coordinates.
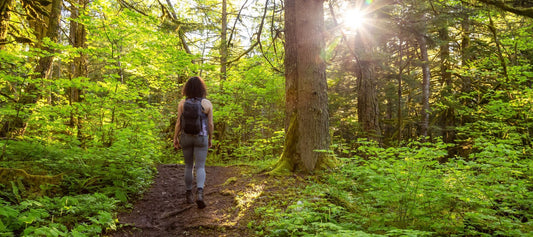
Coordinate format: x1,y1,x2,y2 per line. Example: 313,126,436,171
181,98,204,135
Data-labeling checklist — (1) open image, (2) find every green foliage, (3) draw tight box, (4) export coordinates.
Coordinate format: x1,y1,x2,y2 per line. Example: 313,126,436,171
208,56,285,163
261,139,533,236
1,139,156,199
0,138,156,235
0,194,117,236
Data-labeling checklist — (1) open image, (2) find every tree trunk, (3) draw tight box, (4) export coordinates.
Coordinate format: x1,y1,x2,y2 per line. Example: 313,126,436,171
220,0,228,82
33,0,62,81
439,26,455,146
283,0,297,132
397,39,403,144
460,14,473,119
418,34,431,138
0,0,13,49
272,0,330,173
354,29,382,144
356,59,382,143
69,0,88,146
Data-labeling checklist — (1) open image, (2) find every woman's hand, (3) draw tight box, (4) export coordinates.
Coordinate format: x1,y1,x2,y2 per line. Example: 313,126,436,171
174,139,181,150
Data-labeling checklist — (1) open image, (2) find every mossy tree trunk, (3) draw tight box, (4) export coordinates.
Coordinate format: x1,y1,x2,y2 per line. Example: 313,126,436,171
272,0,330,173
0,0,13,49
33,0,62,82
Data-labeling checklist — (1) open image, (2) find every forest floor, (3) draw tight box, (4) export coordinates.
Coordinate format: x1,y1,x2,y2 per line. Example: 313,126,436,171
108,164,293,236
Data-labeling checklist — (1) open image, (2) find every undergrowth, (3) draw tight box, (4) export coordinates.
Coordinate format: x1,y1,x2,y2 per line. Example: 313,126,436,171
257,139,533,236
0,139,158,236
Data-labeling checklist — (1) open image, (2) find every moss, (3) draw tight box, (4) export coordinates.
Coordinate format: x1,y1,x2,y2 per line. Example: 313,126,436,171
268,114,298,175
269,113,338,175
316,154,339,170
268,157,293,176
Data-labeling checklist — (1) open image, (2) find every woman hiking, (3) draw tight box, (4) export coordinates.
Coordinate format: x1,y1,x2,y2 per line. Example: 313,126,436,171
173,76,214,209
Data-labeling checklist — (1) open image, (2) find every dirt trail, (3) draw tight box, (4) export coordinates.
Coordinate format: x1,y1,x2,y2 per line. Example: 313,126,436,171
109,164,256,237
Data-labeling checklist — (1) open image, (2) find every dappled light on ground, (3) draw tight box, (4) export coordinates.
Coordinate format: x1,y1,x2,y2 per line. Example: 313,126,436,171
235,183,265,220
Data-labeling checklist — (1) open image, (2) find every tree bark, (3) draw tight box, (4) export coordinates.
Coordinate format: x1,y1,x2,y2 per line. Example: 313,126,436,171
272,0,329,173
353,24,382,144
356,58,382,143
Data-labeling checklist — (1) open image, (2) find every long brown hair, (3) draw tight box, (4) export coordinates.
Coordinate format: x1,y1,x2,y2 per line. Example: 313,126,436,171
182,76,207,98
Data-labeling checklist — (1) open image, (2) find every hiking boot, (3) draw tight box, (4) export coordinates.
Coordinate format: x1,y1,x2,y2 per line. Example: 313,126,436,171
185,190,194,204
196,188,206,209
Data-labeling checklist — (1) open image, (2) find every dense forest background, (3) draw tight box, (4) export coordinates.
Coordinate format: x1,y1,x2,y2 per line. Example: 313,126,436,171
1,0,532,236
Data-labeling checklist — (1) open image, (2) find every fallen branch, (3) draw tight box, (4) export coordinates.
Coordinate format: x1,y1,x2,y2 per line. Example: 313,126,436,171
159,205,194,219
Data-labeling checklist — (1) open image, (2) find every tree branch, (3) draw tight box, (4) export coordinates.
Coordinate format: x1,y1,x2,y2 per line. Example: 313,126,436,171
118,0,148,16
477,0,533,18
227,0,249,47
257,0,281,73
157,0,192,55
0,91,17,103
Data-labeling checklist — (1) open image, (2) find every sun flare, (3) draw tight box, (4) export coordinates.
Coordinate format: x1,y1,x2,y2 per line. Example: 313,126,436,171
342,8,367,33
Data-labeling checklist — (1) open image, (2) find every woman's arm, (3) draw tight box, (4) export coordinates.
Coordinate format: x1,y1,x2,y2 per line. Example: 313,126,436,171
205,100,214,148
173,100,184,149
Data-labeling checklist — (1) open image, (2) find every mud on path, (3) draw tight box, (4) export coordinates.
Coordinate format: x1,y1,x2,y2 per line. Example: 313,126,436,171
109,164,261,236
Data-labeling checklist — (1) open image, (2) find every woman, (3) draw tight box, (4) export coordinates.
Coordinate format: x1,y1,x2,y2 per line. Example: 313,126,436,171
173,76,214,209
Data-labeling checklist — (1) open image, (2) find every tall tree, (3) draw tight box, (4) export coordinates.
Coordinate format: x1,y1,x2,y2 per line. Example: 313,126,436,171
220,0,228,81
68,0,89,144
33,0,62,81
396,37,406,144
438,24,455,145
17,0,62,105
431,2,456,146
354,2,384,144
272,0,330,173
355,33,382,143
417,33,431,138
